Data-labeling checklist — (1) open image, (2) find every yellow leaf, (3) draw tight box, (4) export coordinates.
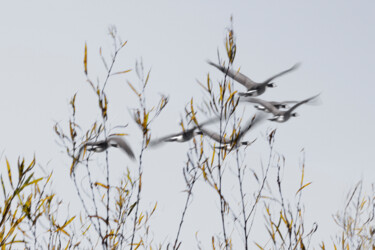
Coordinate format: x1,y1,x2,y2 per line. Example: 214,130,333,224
201,164,208,181
211,146,215,167
144,69,151,86
151,202,157,214
26,177,43,187
254,242,264,249
6,158,13,188
127,81,140,96
138,214,144,224
84,42,88,75
109,133,128,137
296,182,312,195
360,197,367,210
111,69,132,76
60,229,70,237
190,99,198,125
94,182,109,189
82,225,91,235
225,91,237,106
64,240,71,250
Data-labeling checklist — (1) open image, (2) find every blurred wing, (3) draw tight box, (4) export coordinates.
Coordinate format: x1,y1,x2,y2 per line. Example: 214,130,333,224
273,100,299,105
207,61,256,89
263,63,300,83
199,127,222,143
239,112,267,139
245,97,281,115
108,137,135,160
288,94,321,113
197,116,220,127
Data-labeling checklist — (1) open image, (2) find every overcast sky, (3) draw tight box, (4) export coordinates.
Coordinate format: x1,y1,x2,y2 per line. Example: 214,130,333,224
1,1,375,248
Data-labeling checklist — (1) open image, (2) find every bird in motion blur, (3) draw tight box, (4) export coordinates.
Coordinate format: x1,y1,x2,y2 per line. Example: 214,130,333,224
207,61,300,97
79,136,135,159
240,97,298,112
199,112,266,149
70,136,135,175
149,116,219,147
244,94,320,123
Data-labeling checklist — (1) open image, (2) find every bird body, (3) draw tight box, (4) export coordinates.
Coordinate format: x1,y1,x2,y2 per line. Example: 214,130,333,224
199,112,266,147
161,128,202,143
208,61,300,97
70,136,135,175
214,139,257,150
240,97,298,112
79,136,135,159
149,116,218,147
245,94,320,123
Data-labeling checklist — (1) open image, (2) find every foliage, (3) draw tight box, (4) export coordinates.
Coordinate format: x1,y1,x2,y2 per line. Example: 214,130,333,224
0,18,373,250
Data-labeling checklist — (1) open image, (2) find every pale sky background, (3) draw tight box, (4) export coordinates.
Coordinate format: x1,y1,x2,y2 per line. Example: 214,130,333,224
1,0,375,248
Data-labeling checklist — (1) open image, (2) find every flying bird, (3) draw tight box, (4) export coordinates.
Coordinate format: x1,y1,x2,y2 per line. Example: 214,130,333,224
244,94,320,123
70,136,135,175
78,136,135,159
240,97,298,112
199,112,266,148
149,116,219,147
207,61,300,97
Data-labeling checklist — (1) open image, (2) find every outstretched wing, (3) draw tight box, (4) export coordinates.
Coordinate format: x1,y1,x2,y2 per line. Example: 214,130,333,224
150,116,220,147
243,97,281,115
207,61,257,89
199,127,223,143
271,100,298,106
238,112,267,140
108,137,135,160
263,63,300,84
148,131,185,147
287,94,320,113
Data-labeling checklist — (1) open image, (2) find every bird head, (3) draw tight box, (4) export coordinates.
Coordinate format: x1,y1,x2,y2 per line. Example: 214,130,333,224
292,112,299,117
280,104,288,109
267,82,276,88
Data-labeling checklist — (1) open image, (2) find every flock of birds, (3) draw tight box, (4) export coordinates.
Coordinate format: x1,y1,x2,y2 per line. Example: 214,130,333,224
75,61,319,166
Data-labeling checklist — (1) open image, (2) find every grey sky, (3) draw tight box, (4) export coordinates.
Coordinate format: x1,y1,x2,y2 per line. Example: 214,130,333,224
1,0,375,248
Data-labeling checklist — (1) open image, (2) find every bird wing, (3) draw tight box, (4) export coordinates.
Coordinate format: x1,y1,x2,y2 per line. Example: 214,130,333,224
287,94,320,113
271,100,298,105
150,116,220,147
263,63,300,84
207,61,257,89
194,116,220,127
199,127,224,143
149,132,184,147
238,112,267,140
244,98,281,115
108,137,135,160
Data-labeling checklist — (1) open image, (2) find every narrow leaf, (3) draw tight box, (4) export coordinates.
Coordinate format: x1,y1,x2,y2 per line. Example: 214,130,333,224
296,182,312,195
111,69,132,76
6,159,13,188
84,42,88,75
